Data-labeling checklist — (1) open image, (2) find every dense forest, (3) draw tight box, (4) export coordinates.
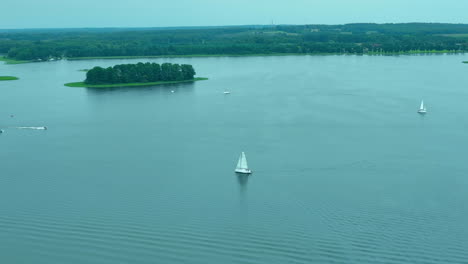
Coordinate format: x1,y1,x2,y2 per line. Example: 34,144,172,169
1,23,468,61
85,62,196,84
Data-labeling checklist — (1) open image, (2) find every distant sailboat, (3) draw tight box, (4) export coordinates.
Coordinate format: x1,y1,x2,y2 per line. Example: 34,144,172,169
418,100,427,114
224,91,231,94
235,152,252,174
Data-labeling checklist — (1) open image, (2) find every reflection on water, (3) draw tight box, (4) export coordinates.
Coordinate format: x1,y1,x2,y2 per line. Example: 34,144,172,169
85,82,196,96
236,173,250,193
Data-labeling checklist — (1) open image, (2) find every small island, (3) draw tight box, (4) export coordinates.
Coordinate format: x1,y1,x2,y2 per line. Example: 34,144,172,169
65,62,207,88
463,61,468,64
0,76,19,81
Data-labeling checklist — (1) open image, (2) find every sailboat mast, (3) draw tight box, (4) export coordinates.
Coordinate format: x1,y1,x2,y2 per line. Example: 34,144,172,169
243,152,246,168
242,152,248,169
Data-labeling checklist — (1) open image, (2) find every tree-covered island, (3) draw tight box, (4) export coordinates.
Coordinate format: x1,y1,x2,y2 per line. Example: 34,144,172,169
65,62,207,87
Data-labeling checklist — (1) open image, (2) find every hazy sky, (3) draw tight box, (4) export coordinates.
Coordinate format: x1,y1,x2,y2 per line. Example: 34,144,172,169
2,0,468,29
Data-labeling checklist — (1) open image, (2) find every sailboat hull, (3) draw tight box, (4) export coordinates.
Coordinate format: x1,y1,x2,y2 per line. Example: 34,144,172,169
417,110,427,114
235,168,252,174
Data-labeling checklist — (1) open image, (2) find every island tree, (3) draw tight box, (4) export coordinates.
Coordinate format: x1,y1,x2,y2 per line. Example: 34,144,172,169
85,62,196,84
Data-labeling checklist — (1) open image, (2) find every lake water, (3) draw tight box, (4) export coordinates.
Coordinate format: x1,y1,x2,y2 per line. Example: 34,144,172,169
1,54,468,264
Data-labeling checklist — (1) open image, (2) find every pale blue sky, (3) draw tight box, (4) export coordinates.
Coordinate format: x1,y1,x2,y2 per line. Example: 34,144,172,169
1,0,467,29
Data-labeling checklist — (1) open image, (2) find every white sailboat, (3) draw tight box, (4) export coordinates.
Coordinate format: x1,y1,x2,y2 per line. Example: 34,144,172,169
417,100,427,114
235,152,252,174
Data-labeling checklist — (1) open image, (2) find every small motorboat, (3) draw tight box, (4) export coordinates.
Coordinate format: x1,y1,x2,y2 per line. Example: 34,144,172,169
16,126,47,130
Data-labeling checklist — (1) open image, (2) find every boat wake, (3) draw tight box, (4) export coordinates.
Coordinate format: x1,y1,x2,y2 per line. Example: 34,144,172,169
14,126,47,130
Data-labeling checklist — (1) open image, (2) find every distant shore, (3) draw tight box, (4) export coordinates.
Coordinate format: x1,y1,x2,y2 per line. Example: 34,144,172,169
64,77,208,88
0,57,31,64
3,51,467,65
463,61,468,63
65,51,467,61
0,76,19,81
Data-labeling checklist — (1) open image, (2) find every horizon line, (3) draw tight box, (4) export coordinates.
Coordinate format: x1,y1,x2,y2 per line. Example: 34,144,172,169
1,22,468,31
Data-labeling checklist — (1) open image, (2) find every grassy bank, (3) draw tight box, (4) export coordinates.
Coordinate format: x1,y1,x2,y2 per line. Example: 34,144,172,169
64,77,208,88
65,54,314,60
0,57,31,64
0,76,19,81
4,51,467,65
366,50,466,55
3,51,467,65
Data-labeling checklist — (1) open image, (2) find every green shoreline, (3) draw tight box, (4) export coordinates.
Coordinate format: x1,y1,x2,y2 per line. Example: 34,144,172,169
67,53,333,60
0,57,32,64
64,77,208,88
65,51,467,61
0,76,19,81
3,50,467,64
463,61,468,63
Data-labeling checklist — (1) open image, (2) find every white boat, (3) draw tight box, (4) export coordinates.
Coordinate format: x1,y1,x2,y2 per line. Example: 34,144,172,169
224,91,231,94
16,126,47,130
235,152,252,174
417,100,427,114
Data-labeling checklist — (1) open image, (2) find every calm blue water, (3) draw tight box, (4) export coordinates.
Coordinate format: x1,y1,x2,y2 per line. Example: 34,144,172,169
1,54,468,263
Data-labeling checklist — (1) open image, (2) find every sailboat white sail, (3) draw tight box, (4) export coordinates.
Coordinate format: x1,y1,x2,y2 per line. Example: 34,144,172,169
235,152,252,174
418,100,427,114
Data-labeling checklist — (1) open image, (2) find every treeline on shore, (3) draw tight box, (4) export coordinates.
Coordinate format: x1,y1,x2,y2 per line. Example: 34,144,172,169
85,62,196,85
1,23,468,61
